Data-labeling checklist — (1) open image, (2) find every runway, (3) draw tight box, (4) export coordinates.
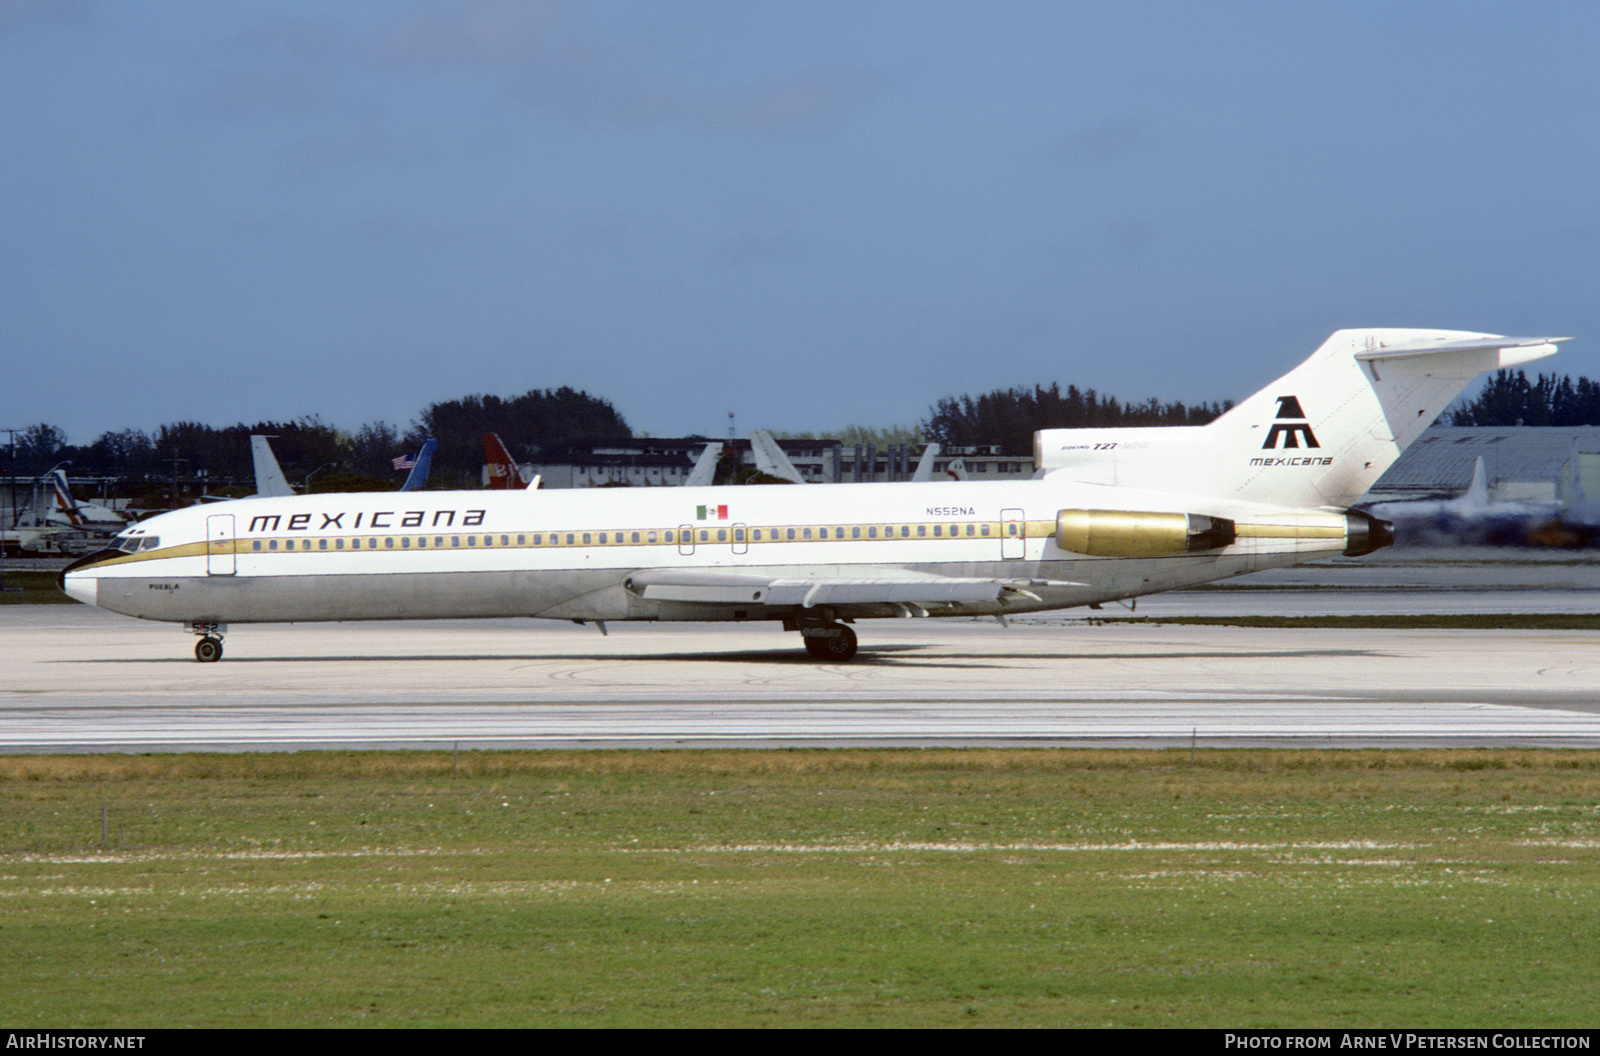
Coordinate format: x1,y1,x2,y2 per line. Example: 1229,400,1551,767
6,587,1600,751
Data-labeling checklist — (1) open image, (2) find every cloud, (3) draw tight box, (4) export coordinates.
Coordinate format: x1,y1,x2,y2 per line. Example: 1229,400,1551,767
205,16,352,119
370,0,884,132
1055,117,1148,165
372,0,579,71
716,230,810,269
0,0,93,34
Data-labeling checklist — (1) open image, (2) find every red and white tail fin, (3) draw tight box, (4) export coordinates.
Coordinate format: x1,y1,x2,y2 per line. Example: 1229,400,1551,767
483,433,530,489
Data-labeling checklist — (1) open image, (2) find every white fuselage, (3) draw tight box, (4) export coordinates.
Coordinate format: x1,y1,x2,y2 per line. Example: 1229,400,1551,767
56,327,1564,660
60,476,1361,627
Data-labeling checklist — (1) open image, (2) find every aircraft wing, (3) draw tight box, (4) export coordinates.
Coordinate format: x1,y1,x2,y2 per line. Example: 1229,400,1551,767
625,567,1082,608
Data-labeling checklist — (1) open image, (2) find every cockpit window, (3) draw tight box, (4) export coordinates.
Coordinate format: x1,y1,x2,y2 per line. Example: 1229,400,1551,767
116,535,157,553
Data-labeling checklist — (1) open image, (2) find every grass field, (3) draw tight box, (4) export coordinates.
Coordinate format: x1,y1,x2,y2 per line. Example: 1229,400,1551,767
0,569,72,604
3,749,1598,1027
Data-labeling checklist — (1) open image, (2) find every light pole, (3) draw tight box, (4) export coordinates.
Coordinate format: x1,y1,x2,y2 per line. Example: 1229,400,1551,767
304,463,336,493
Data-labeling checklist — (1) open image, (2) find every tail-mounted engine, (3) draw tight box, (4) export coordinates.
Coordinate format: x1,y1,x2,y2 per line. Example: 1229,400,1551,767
1054,509,1237,557
1054,507,1395,558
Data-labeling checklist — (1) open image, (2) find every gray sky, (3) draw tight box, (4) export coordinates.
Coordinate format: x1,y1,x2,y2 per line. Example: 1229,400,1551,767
4,0,1597,444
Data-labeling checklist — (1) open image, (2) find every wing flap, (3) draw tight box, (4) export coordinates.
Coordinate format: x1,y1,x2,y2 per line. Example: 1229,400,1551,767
626,568,1082,608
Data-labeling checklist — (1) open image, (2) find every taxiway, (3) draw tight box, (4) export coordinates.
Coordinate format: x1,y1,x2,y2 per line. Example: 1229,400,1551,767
5,592,1600,751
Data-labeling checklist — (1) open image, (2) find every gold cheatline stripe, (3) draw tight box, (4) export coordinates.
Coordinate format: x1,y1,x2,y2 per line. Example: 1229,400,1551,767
84,518,1058,568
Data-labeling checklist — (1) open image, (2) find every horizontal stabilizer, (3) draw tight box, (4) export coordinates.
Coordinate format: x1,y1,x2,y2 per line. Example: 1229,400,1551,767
1353,335,1567,362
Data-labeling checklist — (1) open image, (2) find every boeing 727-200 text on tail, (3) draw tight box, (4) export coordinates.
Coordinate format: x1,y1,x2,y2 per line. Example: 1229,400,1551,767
60,329,1564,662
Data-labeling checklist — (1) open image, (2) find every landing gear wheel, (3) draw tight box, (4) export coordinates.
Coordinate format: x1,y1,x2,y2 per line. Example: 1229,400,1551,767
195,636,223,663
803,625,858,662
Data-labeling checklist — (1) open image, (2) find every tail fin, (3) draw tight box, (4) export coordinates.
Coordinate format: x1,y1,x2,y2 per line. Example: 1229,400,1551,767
1463,456,1490,509
685,442,722,487
250,435,295,497
49,469,83,526
399,439,437,492
483,433,528,489
749,431,806,483
1035,329,1564,510
1210,329,1562,507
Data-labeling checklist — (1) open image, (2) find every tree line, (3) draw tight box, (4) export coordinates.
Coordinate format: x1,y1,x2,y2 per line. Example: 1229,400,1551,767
4,387,630,492
1447,370,1600,428
923,383,1230,456
13,369,1584,494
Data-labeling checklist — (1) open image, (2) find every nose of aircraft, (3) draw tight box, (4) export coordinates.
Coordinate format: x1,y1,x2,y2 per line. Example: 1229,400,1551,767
57,548,118,607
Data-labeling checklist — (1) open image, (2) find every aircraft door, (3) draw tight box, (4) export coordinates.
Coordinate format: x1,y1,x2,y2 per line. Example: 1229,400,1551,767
733,523,748,555
1001,508,1025,560
677,524,695,556
206,514,236,576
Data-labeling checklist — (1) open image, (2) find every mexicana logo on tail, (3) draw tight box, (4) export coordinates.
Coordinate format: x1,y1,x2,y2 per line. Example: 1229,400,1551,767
1262,395,1319,449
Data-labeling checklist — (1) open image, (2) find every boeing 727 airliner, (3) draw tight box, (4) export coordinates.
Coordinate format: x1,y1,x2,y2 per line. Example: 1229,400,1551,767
60,329,1564,661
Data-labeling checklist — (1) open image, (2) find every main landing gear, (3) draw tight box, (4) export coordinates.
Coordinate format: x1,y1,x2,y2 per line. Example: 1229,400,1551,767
188,620,227,663
798,621,858,662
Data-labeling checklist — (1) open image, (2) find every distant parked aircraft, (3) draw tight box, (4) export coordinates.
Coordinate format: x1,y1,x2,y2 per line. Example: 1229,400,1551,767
396,440,437,492
484,434,533,489
47,469,127,531
251,436,295,498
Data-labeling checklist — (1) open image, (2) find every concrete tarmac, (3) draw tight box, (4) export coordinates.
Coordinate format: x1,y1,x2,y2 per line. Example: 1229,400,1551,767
6,599,1600,751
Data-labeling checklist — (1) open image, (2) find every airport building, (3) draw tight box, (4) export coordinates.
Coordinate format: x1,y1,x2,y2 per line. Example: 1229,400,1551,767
516,438,1034,488
1362,426,1600,504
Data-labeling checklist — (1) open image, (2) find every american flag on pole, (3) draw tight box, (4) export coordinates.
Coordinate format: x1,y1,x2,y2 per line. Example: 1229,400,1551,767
393,453,417,471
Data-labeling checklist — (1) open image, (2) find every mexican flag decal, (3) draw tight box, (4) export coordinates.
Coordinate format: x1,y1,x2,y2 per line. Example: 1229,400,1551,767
696,505,730,520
